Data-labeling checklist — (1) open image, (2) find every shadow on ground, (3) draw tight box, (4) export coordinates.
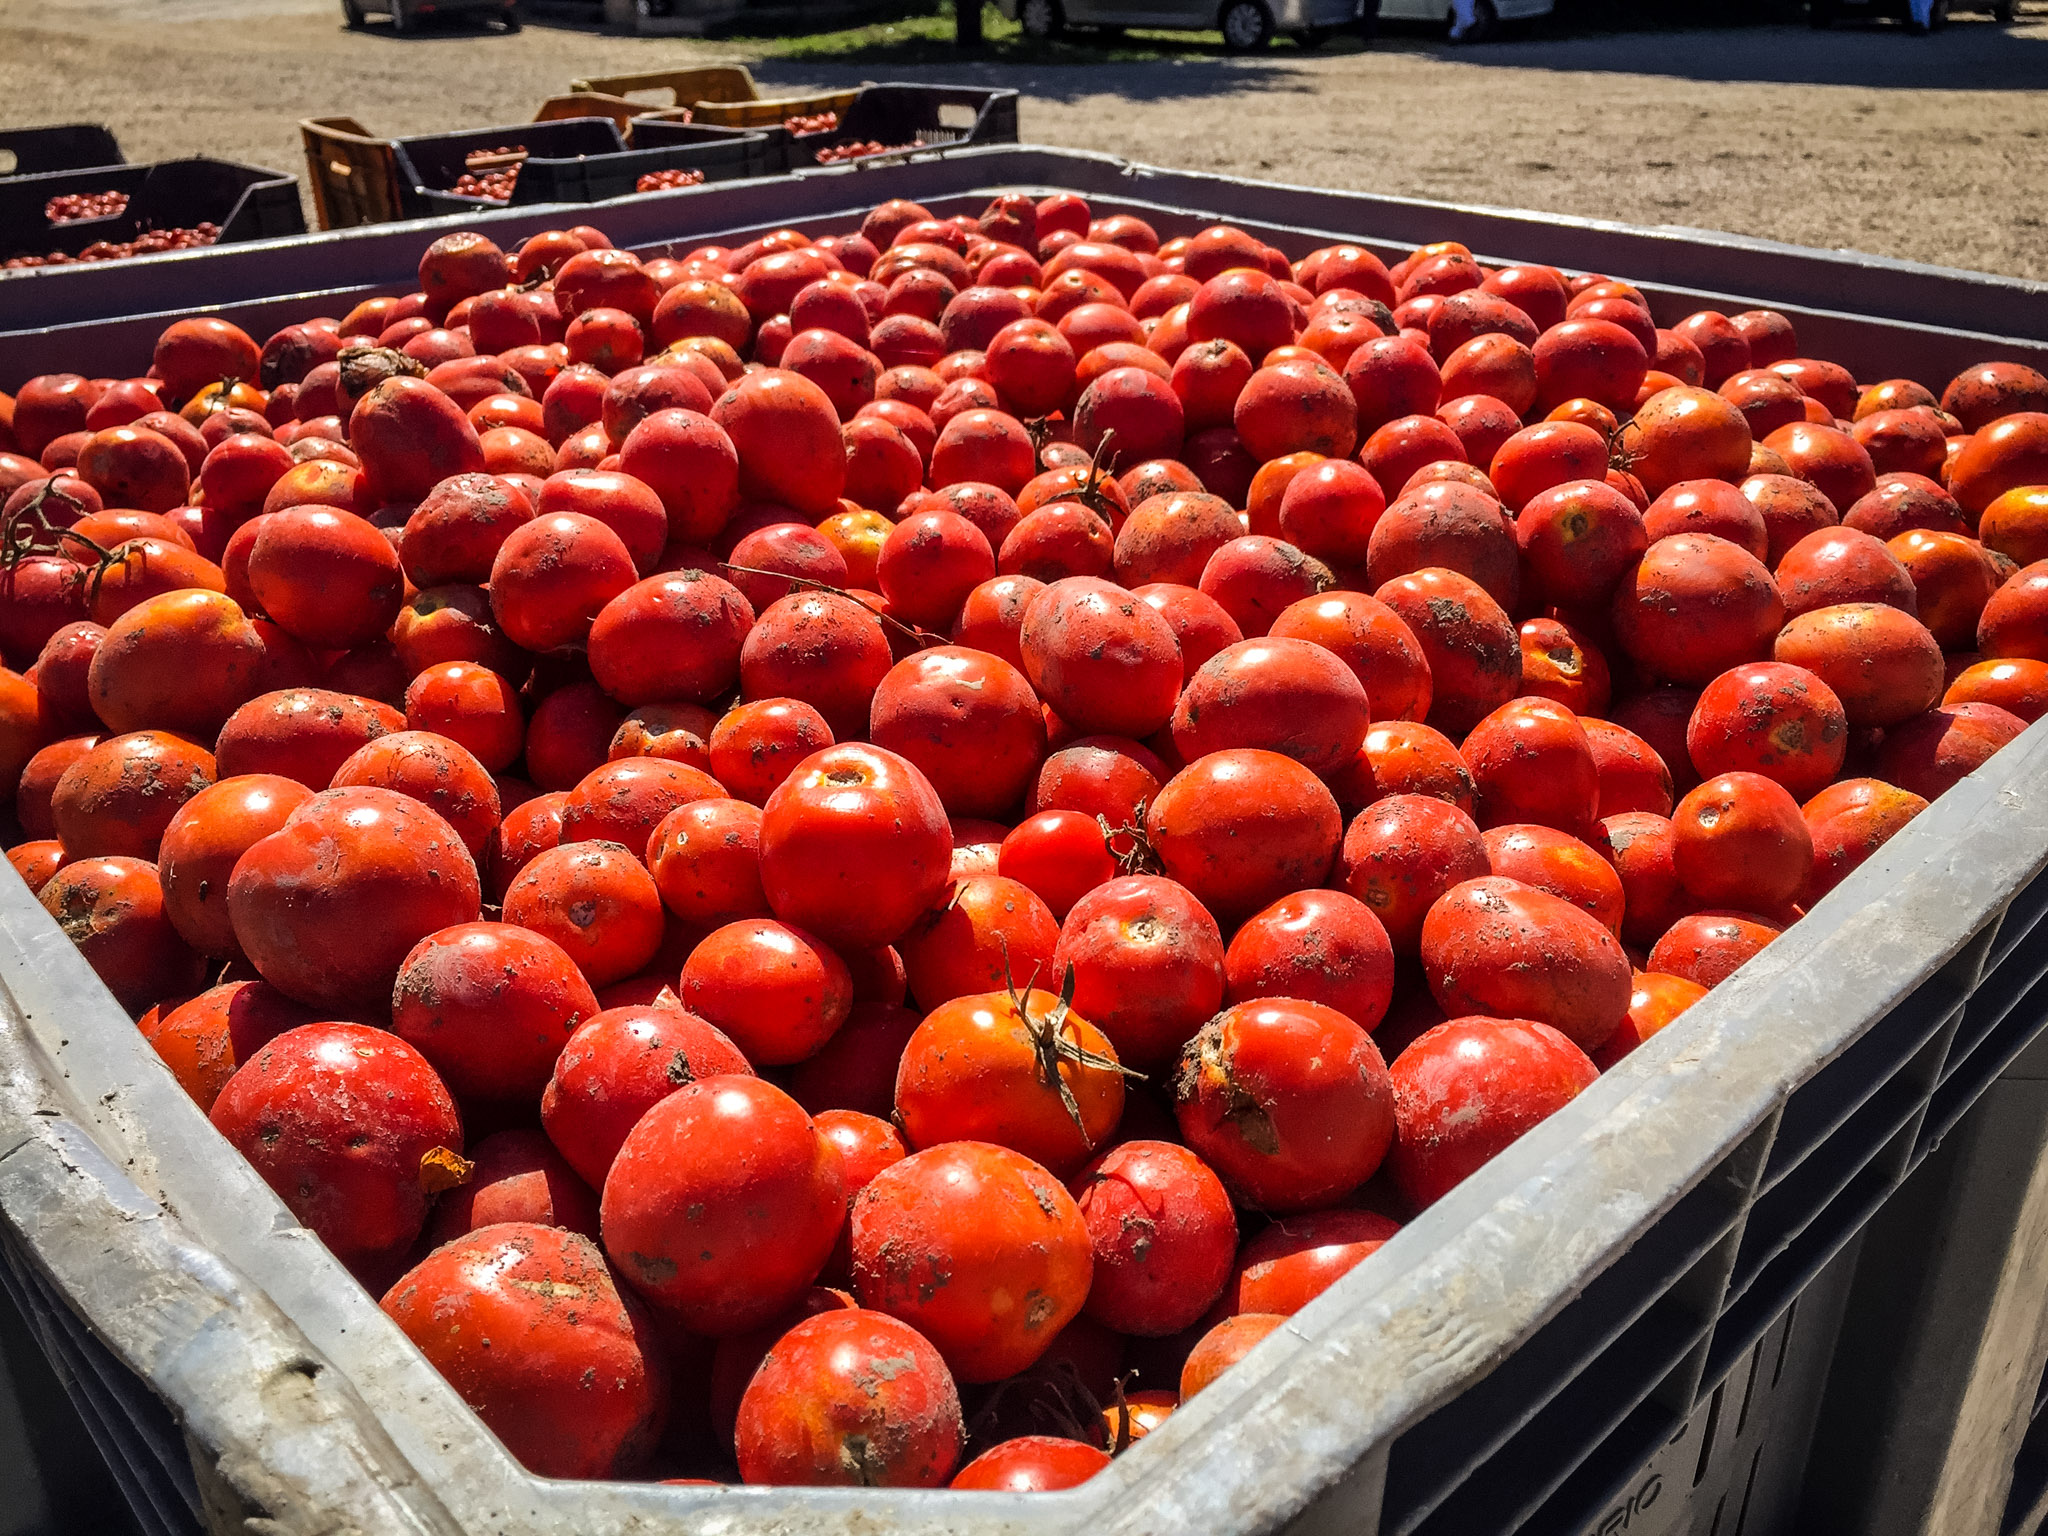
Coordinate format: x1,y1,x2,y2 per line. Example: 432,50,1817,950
1434,9,2048,87
744,53,1319,103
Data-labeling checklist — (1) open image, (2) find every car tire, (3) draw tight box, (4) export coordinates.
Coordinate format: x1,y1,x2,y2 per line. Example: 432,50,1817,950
1220,0,1274,48
1019,0,1063,37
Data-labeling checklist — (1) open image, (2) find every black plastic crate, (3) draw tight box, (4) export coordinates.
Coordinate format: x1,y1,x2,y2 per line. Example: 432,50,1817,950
392,116,627,214
755,83,1020,172
395,118,770,217
0,158,302,266
0,125,124,179
837,83,1018,149
393,116,771,214
559,119,778,199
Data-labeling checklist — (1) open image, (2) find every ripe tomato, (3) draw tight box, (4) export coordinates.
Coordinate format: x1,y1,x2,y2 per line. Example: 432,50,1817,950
679,918,852,1065
1420,876,1633,1052
540,1003,750,1188
1224,1208,1403,1315
951,1435,1110,1491
229,786,481,1011
391,922,598,1105
758,743,952,949
1174,999,1395,1212
849,1141,1090,1383
736,1308,963,1487
895,983,1126,1175
600,1074,845,1336
382,1223,664,1479
1223,888,1396,1030
1181,1313,1286,1400
1071,1139,1236,1336
1389,1016,1599,1209
210,1021,462,1282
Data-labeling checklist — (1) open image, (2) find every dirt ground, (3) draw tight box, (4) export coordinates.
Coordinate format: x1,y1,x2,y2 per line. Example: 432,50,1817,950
3,0,2048,279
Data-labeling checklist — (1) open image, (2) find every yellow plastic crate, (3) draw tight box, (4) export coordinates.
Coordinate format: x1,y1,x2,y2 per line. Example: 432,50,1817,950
692,89,862,129
565,65,759,108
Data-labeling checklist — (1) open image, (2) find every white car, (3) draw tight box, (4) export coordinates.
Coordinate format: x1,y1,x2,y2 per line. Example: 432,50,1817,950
997,0,1369,50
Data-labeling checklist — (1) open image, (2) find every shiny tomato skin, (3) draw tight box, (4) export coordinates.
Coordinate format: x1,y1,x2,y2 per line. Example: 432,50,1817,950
1389,1015,1599,1209
209,1021,462,1283
599,1074,845,1336
759,743,953,949
381,1222,664,1479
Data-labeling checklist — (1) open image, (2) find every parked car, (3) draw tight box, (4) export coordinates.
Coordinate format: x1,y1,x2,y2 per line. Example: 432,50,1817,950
1371,0,1554,39
998,0,1367,50
341,0,521,32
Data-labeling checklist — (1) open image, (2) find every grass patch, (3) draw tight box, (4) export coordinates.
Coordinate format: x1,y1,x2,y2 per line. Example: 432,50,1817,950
732,2,1329,62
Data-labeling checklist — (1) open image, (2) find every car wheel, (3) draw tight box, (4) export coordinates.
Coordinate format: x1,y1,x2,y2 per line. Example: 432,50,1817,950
1019,0,1063,37
340,0,366,26
1220,0,1274,48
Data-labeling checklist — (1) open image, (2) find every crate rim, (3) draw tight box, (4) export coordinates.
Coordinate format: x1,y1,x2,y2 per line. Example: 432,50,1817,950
0,152,293,190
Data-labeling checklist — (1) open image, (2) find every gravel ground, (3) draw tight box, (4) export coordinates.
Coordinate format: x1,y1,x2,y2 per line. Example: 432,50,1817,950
2,0,2047,278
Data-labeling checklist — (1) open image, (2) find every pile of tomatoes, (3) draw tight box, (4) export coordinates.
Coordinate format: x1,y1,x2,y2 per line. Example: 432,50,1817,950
784,111,841,135
635,168,707,194
452,169,519,202
814,140,919,165
0,187,2046,1495
451,145,527,203
43,191,130,226
3,222,221,271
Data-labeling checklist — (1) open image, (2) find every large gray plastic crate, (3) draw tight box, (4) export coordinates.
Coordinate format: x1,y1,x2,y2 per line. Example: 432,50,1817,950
2,148,2048,1536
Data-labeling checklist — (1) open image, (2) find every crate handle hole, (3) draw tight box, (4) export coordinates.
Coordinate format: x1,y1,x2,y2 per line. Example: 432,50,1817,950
0,150,15,175
938,104,975,129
